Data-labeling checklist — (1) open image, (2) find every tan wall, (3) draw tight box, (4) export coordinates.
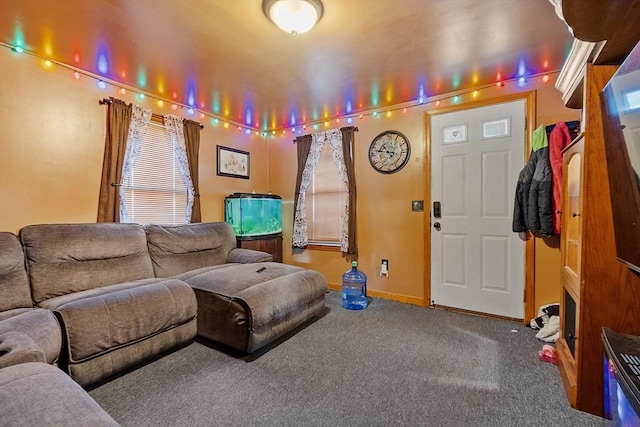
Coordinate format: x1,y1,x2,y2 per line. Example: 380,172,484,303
0,48,267,233
0,47,579,317
269,75,580,313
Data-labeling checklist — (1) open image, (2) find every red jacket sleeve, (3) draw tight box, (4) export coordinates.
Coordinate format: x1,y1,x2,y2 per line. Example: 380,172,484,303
549,122,572,235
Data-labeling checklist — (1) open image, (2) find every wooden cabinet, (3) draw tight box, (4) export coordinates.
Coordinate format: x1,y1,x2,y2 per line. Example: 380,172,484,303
237,234,283,263
561,140,583,299
556,64,640,417
557,137,583,407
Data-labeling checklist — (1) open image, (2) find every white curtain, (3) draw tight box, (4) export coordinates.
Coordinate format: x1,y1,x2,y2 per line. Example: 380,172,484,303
292,128,350,251
163,114,195,223
119,104,152,222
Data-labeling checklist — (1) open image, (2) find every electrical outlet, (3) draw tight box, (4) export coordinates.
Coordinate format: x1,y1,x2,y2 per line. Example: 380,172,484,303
380,259,389,277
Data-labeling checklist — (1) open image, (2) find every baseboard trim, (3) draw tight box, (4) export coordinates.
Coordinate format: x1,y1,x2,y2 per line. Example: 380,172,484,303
327,283,425,306
432,304,524,323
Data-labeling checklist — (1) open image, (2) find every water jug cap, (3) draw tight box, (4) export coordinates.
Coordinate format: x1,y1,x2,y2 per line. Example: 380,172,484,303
351,261,358,267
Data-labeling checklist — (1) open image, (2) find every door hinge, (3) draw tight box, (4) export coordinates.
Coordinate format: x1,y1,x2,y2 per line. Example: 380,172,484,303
524,117,527,130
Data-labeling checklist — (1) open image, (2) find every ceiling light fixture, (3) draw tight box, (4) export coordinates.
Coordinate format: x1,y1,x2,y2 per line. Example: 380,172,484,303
262,0,324,36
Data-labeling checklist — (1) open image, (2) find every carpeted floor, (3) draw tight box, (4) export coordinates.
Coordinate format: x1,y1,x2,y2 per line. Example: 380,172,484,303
89,291,607,426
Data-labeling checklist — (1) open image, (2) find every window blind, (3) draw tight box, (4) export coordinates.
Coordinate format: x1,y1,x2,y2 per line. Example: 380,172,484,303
122,123,188,225
306,143,346,244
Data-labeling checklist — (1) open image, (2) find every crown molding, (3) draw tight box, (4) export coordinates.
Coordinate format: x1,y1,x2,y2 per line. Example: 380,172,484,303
555,38,606,108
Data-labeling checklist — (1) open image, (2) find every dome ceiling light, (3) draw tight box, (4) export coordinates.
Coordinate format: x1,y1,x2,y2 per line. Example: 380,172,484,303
262,0,324,36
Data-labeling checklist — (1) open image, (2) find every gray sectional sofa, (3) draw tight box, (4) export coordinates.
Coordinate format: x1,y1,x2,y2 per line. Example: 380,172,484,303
0,221,327,426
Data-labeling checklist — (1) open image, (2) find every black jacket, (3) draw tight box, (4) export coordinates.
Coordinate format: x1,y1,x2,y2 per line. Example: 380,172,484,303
513,147,554,236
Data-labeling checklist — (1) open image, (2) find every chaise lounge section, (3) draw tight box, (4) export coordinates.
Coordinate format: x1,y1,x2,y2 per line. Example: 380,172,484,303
145,222,328,353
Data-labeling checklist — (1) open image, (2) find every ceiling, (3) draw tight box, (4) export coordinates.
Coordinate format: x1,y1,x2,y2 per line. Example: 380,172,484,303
0,0,577,131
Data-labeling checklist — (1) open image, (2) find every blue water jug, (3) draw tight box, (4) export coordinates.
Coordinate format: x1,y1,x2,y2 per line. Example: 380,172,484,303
342,261,368,310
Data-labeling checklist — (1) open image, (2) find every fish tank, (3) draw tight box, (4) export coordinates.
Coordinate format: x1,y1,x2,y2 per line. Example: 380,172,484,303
224,193,282,238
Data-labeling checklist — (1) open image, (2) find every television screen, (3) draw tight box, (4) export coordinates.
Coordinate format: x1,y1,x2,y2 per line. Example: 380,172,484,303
602,328,640,425
600,41,640,274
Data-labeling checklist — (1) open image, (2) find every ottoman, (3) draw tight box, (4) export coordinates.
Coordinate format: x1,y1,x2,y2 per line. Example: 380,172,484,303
176,262,327,353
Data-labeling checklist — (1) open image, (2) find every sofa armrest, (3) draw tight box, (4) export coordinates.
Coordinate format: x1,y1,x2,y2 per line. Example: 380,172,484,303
226,248,273,263
0,332,46,369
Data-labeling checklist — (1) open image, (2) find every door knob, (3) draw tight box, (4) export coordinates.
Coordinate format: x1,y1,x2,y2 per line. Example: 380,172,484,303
434,222,441,231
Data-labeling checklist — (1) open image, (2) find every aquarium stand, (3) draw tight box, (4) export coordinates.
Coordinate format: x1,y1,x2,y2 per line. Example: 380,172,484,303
237,233,283,263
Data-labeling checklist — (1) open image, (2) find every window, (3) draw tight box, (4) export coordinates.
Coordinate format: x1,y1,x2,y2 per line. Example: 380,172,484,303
292,127,356,253
623,87,640,112
121,121,189,225
306,142,347,246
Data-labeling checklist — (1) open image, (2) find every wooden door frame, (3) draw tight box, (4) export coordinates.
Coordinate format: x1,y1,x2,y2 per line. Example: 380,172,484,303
423,91,537,323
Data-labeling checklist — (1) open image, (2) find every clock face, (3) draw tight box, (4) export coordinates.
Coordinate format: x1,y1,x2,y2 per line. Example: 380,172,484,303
368,130,411,174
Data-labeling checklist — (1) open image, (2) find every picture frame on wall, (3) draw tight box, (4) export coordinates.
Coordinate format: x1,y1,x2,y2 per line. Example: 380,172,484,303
217,145,250,179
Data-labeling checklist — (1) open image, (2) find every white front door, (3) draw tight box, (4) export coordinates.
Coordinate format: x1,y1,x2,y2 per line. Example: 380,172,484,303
430,99,526,319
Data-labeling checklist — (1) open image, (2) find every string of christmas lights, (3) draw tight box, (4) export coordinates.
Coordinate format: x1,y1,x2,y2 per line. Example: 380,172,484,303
2,42,554,139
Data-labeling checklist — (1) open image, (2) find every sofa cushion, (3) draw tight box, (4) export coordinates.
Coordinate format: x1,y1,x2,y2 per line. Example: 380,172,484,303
20,223,155,304
43,278,196,363
176,262,311,294
0,362,120,426
0,232,32,311
0,331,46,368
145,222,239,277
0,308,62,365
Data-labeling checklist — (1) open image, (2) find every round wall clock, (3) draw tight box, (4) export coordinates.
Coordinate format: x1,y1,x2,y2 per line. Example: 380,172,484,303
368,130,411,174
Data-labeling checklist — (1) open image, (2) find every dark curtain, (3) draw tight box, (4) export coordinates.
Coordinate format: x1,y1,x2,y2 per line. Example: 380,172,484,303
97,98,131,222
292,134,313,248
341,126,358,254
183,119,202,222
